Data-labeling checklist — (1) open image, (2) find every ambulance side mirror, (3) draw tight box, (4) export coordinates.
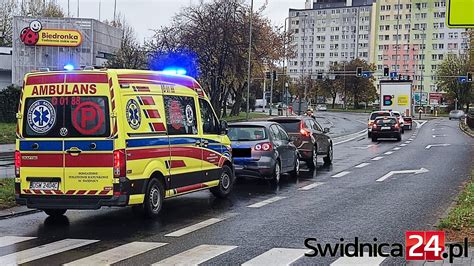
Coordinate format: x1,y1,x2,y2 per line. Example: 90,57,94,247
219,120,228,135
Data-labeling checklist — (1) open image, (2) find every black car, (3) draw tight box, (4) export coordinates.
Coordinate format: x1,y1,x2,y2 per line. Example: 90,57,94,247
227,122,299,184
269,116,333,169
371,117,402,141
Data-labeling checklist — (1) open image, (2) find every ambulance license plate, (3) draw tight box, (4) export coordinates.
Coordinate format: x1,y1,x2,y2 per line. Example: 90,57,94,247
30,181,59,190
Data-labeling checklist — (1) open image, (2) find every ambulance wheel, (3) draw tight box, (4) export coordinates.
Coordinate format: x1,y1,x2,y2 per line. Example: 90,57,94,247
142,178,164,218
210,165,234,198
43,209,67,217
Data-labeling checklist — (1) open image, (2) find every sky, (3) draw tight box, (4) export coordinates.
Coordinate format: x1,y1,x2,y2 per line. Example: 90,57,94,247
54,0,306,43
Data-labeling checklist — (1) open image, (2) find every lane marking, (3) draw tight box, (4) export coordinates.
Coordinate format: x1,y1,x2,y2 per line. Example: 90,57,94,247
393,147,401,150
165,218,224,237
432,134,447,138
371,156,384,161
408,138,414,141
331,252,386,265
333,129,367,140
384,151,394,155
247,196,286,208
414,120,427,128
298,182,324,190
334,131,367,145
242,248,308,265
0,239,98,265
331,171,350,178
376,168,429,182
404,141,411,144
400,144,407,147
0,236,36,248
65,242,167,266
353,144,376,149
355,162,370,168
152,244,236,265
425,144,451,149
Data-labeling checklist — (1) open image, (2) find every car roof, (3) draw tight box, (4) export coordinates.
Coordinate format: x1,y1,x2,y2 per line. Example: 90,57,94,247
268,116,306,121
228,121,275,127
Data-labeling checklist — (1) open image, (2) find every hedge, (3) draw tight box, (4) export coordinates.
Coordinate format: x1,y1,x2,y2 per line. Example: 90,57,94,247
0,85,21,123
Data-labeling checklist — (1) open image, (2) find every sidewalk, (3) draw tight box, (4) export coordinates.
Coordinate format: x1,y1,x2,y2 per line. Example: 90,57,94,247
0,205,40,219
0,144,15,153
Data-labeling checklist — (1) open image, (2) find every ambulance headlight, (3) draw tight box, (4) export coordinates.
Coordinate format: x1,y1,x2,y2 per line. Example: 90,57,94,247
64,64,74,71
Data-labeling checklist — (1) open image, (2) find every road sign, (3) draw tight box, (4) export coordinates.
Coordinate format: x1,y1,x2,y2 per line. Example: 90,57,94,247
458,76,467,84
362,71,371,78
447,0,474,28
389,72,397,78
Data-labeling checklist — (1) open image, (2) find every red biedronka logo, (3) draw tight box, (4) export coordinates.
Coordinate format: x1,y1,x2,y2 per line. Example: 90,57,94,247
20,20,82,47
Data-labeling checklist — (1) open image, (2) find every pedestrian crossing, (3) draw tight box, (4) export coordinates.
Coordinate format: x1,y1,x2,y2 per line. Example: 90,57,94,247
0,235,390,265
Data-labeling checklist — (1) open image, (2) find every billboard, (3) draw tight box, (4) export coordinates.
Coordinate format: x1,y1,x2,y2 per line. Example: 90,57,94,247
20,20,82,47
380,81,413,116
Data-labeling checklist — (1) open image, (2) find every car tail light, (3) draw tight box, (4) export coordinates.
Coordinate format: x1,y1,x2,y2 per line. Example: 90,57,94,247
254,142,273,151
15,150,20,177
394,123,400,129
372,123,378,128
113,149,126,177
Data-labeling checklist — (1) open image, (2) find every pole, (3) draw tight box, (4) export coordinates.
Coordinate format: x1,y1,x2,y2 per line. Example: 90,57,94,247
68,0,70,17
262,77,266,113
395,0,400,73
303,14,308,110
285,82,289,116
283,17,290,116
419,27,425,119
246,0,254,120
270,72,274,116
114,0,117,22
298,14,307,115
343,60,346,109
77,0,79,17
99,0,101,21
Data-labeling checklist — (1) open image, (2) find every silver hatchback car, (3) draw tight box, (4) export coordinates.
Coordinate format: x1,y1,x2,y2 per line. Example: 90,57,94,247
449,110,466,120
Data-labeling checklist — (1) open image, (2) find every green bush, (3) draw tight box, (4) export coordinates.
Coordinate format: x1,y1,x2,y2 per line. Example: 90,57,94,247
0,85,21,123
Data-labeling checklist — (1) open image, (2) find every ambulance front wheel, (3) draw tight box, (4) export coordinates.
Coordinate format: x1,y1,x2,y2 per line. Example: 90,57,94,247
43,209,67,217
210,165,235,198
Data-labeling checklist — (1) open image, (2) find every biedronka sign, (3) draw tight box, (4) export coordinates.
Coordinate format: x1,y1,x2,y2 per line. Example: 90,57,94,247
20,20,82,47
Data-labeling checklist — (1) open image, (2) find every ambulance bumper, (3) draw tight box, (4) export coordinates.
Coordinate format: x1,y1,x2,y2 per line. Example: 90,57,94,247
16,195,129,210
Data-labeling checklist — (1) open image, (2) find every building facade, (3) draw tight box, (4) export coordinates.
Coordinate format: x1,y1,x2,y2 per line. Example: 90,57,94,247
12,16,122,85
372,0,469,105
288,0,375,81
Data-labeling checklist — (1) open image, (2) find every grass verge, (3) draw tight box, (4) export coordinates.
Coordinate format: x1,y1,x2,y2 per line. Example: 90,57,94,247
223,112,269,122
0,123,16,144
438,170,474,242
0,178,16,210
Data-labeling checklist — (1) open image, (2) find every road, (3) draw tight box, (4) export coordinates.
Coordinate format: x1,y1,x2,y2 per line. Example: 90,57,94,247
0,113,472,265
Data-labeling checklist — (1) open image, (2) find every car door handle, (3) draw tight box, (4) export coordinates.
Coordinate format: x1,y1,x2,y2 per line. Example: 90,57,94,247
66,147,82,156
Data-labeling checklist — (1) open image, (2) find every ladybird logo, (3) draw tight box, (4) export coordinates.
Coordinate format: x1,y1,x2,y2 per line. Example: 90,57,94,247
20,20,82,47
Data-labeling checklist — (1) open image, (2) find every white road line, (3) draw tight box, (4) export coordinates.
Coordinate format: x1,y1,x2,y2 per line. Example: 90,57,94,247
247,196,286,208
404,141,411,144
0,236,36,248
371,156,384,161
400,144,407,147
165,218,224,237
414,120,427,128
425,144,451,149
65,242,167,266
384,151,394,155
393,147,401,150
432,134,447,138
242,248,308,265
408,138,414,141
332,171,350,178
334,132,367,145
376,168,429,182
333,129,367,140
0,239,98,265
298,182,324,190
152,244,236,265
355,163,370,168
330,253,386,265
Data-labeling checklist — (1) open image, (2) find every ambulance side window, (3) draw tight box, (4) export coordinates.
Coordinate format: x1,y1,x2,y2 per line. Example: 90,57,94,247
199,99,219,135
163,95,198,135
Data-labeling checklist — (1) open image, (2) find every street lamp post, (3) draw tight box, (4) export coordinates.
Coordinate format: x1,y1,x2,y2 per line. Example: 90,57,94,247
412,27,425,119
297,14,308,115
246,0,254,121
283,16,291,116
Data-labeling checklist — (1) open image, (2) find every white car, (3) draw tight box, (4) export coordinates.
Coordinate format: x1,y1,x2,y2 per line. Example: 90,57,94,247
391,111,405,133
316,104,327,111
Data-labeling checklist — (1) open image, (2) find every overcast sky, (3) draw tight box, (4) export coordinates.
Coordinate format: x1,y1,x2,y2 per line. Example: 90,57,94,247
54,0,305,43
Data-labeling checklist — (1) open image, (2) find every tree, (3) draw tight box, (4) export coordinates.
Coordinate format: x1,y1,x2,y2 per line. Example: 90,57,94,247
0,0,64,47
105,15,147,69
146,0,288,117
436,53,473,112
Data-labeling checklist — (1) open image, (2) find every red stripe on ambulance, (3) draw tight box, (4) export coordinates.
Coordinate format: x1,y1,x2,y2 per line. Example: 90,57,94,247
26,74,65,85
65,154,113,167
149,122,166,132
65,73,108,83
21,154,63,167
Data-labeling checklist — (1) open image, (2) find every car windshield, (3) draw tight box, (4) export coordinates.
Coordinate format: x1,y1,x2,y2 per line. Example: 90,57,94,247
393,113,400,117
227,126,267,141
274,120,300,133
376,118,396,125
370,112,390,120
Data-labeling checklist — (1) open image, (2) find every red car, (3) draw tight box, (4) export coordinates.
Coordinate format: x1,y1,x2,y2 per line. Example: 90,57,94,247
402,115,413,130
371,117,402,141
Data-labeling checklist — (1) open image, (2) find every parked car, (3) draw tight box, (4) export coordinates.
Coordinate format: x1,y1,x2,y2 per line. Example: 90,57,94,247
269,116,333,169
371,117,402,141
449,110,466,120
391,111,405,133
368,111,392,137
402,115,413,130
316,104,327,111
227,122,299,184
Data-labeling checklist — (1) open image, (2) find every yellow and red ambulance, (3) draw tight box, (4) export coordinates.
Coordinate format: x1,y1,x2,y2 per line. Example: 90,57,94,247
15,69,234,218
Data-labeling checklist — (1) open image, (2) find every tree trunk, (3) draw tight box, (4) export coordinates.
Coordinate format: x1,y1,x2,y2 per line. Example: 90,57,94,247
331,96,336,109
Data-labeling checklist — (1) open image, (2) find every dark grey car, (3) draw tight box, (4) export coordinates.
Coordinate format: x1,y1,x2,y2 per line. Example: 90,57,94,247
227,122,299,184
269,116,333,169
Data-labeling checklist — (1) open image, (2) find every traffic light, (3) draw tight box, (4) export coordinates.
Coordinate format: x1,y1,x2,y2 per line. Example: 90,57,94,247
272,70,277,81
468,72,473,82
265,71,271,79
383,67,389,77
356,67,362,77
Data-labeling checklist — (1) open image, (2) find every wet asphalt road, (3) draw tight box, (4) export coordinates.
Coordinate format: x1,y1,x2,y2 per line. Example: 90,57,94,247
0,113,472,265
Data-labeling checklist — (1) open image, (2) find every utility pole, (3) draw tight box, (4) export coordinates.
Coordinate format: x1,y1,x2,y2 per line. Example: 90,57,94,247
270,71,274,116
114,0,117,22
262,76,266,114
298,14,308,115
77,0,79,17
419,27,425,119
245,0,254,120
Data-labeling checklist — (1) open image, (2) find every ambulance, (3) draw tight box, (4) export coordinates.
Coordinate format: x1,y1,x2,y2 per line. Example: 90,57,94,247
15,69,234,218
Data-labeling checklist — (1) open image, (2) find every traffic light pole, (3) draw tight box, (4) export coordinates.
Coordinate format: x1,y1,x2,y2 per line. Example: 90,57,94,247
262,77,266,113
269,73,274,116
